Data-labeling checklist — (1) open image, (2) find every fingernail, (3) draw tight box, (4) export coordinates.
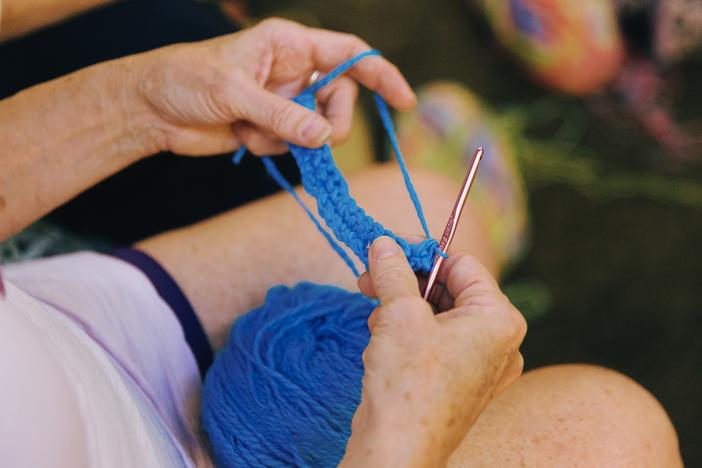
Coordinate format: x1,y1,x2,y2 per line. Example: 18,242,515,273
300,115,331,147
371,236,401,260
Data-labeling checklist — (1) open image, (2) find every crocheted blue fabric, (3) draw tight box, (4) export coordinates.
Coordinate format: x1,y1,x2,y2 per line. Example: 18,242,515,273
233,50,440,275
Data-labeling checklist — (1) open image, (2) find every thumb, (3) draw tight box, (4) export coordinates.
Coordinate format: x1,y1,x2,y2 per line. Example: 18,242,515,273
238,85,332,148
368,236,421,304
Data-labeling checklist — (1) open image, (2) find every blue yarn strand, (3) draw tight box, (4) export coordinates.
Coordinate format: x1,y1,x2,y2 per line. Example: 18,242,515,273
232,147,247,165
373,93,432,240
261,157,360,277
304,50,382,95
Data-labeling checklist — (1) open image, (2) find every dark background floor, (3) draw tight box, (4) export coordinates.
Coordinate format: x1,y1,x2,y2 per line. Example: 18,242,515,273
250,0,702,464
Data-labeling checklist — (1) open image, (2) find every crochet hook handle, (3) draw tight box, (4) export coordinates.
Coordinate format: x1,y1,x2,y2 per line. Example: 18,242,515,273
422,147,484,303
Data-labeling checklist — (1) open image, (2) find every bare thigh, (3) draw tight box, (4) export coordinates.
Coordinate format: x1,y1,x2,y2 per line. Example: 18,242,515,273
448,364,682,468
139,163,496,347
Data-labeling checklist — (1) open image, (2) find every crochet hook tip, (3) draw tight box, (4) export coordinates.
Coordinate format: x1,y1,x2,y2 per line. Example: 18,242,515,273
422,147,484,304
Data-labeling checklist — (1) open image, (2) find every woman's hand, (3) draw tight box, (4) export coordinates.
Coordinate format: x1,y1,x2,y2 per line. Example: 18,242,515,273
0,18,413,240
341,236,526,467
131,18,416,156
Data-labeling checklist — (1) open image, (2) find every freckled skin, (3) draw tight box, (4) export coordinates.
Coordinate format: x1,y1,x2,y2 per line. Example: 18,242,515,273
447,365,682,467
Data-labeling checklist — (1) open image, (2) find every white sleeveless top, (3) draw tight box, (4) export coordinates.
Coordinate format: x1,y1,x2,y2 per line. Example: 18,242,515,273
0,253,211,468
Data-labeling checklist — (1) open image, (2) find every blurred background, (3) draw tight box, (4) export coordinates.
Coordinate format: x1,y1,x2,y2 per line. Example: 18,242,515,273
2,0,701,464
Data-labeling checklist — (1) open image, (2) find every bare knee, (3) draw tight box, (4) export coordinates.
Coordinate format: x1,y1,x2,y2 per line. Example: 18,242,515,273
449,364,681,467
520,365,680,466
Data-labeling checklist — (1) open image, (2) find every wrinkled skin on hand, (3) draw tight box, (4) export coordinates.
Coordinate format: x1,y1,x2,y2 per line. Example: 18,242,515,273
134,18,416,157
343,236,526,467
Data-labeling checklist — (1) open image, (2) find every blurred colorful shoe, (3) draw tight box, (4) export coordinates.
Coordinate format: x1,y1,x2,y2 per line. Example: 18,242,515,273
479,0,625,95
396,82,529,271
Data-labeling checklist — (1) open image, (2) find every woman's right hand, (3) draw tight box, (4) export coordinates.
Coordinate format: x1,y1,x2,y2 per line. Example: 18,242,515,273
342,236,526,467
0,18,414,241
127,18,416,158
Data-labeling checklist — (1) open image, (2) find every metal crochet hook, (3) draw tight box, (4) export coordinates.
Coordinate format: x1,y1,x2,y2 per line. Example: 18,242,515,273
422,147,484,304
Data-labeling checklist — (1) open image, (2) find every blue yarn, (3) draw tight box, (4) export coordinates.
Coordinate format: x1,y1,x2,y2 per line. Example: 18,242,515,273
372,93,432,240
304,50,381,95
232,146,247,165
202,283,375,467
203,51,444,467
234,49,440,274
260,157,360,276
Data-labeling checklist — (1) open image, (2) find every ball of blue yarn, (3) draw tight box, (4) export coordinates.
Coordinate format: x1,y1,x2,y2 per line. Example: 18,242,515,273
202,282,376,467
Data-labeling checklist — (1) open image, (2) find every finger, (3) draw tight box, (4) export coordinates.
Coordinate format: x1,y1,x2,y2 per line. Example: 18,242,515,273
432,282,455,313
436,252,501,309
495,353,524,396
360,234,428,300
357,272,375,298
170,124,240,156
233,122,288,155
366,305,381,332
317,76,358,144
306,28,416,111
368,236,421,304
237,83,332,148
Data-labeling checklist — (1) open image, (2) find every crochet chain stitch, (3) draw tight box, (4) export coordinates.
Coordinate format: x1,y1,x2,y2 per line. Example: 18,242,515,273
234,50,441,275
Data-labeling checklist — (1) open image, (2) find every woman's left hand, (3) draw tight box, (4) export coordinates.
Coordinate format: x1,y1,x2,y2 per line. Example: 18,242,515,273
130,18,416,157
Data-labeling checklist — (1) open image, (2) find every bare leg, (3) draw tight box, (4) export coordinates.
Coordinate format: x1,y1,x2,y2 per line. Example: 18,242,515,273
137,163,495,348
448,364,682,467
